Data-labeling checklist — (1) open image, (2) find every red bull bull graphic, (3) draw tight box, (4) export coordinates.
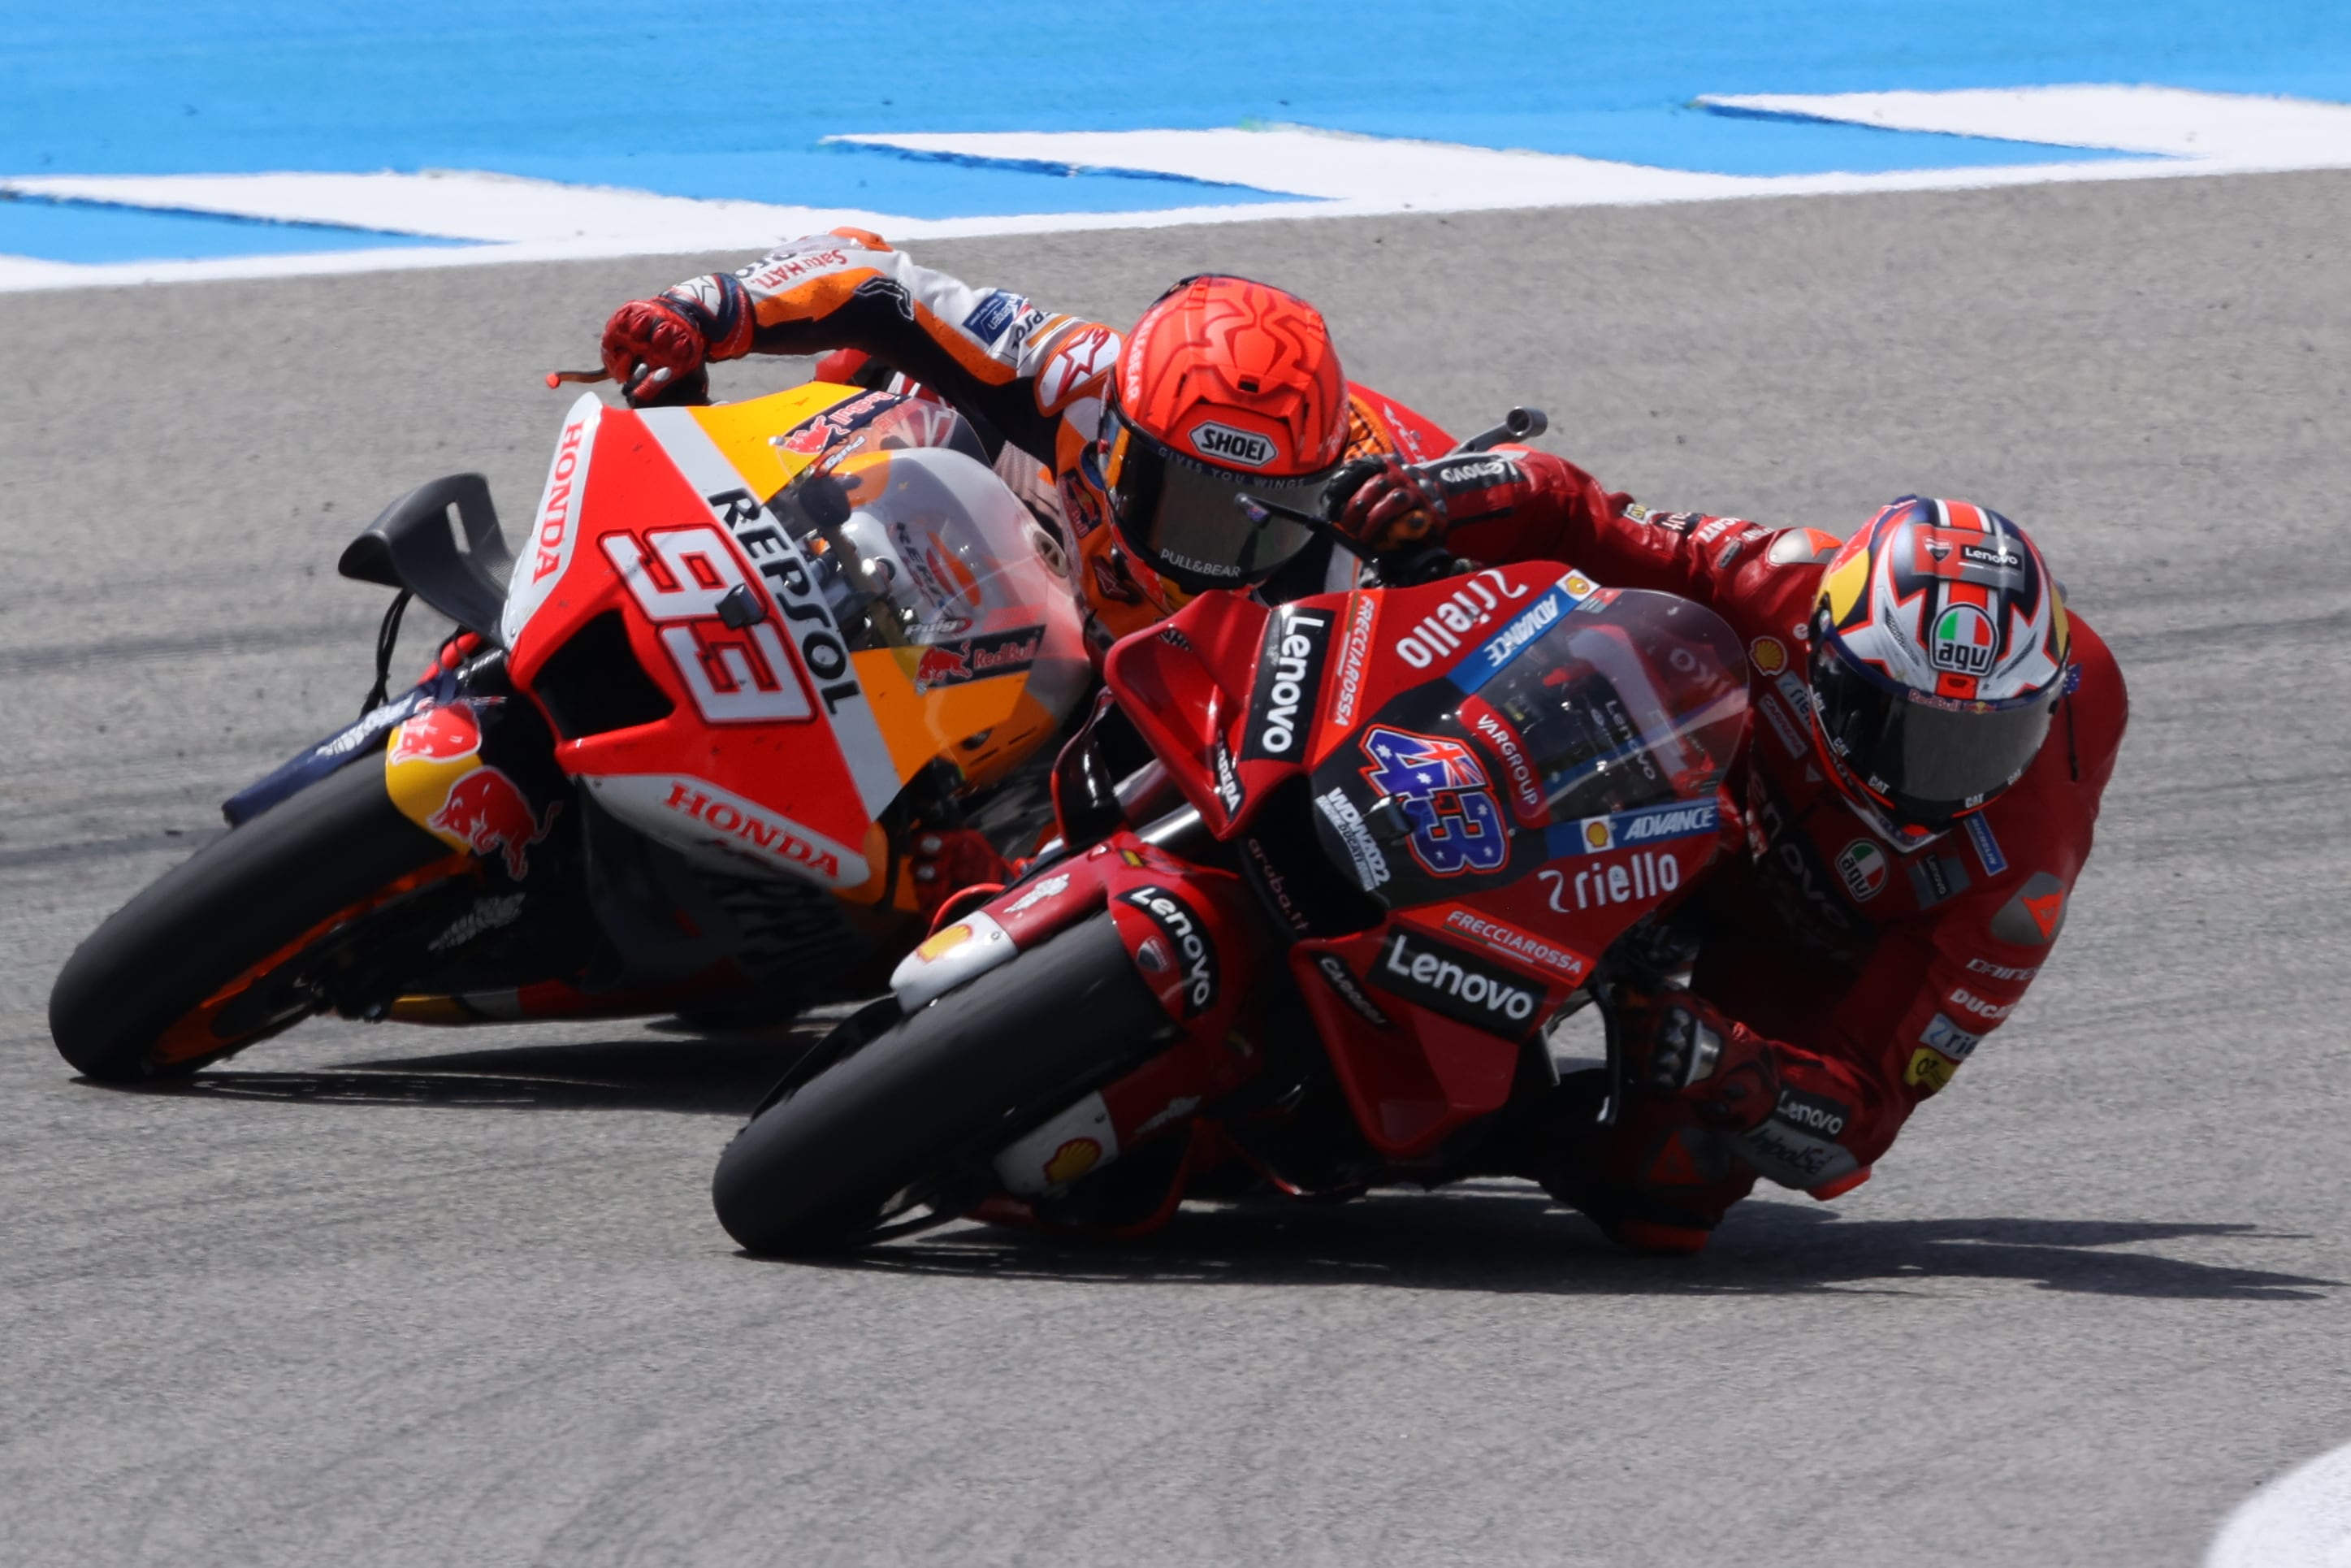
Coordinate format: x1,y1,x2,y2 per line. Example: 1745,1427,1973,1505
425,767,561,879
386,702,483,766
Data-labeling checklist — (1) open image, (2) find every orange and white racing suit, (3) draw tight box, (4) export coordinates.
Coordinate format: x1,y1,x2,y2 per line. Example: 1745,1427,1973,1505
641,228,1457,652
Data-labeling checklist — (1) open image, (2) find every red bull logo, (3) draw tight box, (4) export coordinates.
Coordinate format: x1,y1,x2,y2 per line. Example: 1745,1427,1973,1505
914,643,972,688
426,766,561,878
387,704,483,766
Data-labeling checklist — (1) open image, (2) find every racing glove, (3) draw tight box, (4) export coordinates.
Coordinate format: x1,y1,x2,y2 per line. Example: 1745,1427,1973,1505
1324,450,1551,555
1624,985,1779,1133
600,274,755,406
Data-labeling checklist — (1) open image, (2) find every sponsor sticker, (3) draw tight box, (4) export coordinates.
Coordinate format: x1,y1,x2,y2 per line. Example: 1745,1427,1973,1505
1836,838,1889,903
1243,605,1332,761
1313,953,1393,1029
1369,928,1544,1038
1458,695,1545,827
1757,692,1807,757
1388,566,1535,673
1437,907,1587,981
1930,604,1999,676
1002,873,1072,915
1905,1047,1957,1094
1963,813,2009,876
1919,1011,1982,1060
1119,886,1219,1017
1329,591,1379,728
1556,799,1720,860
1316,788,1392,891
1990,871,2068,946
1906,852,1972,909
962,289,1028,344
1358,726,1509,877
1749,637,1788,675
1188,421,1276,468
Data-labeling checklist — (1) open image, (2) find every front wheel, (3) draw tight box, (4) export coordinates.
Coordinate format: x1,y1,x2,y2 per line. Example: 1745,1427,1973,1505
712,912,1173,1256
48,760,461,1081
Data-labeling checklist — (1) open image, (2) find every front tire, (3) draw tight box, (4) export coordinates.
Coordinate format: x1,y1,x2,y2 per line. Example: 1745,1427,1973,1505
49,760,458,1081
712,912,1173,1255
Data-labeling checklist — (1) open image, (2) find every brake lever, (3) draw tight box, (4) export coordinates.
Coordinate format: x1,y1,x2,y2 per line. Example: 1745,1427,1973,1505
1454,405,1547,455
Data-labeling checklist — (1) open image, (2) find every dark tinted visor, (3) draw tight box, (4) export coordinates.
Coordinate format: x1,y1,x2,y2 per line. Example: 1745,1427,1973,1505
1811,628,2055,827
1103,409,1331,591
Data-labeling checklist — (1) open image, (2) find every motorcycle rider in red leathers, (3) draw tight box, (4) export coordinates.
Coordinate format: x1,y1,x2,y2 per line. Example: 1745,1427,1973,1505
1327,451,2128,1251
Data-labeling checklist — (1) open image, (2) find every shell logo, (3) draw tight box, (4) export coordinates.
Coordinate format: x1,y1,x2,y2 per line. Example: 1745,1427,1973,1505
914,923,975,963
1582,819,1614,851
1044,1137,1102,1185
1749,637,1787,675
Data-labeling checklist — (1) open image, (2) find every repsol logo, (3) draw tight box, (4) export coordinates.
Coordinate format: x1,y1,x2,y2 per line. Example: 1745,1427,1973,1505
1122,886,1218,1016
1244,609,1331,760
1374,929,1540,1037
1188,422,1276,468
709,488,862,716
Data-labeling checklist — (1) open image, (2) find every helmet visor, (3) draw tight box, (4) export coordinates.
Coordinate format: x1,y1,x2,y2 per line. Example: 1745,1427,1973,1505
1103,409,1331,592
1811,626,2055,828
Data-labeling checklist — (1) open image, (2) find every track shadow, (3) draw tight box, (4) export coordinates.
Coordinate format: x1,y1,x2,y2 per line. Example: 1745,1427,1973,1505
99,1035,807,1115
816,1184,2337,1302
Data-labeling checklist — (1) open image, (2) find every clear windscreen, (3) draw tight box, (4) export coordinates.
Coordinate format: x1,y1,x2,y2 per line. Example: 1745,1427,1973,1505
1472,589,1750,823
813,446,1093,722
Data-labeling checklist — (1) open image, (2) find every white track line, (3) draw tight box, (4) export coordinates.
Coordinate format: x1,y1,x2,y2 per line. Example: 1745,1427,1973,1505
5,88,2348,292
2207,1439,2351,1567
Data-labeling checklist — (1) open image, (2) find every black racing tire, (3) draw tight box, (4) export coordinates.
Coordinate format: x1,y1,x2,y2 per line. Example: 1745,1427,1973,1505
48,760,456,1081
712,912,1173,1256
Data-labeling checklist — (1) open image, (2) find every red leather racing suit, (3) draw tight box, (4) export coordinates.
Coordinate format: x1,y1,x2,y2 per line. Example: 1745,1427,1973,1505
1465,455,2129,1241
646,228,1455,652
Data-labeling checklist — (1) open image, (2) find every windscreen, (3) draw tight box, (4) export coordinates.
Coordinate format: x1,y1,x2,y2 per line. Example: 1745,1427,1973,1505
816,446,1092,721
1470,589,1749,825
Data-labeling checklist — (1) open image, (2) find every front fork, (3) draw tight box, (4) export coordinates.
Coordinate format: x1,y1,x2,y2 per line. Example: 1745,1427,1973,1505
886,829,1268,1200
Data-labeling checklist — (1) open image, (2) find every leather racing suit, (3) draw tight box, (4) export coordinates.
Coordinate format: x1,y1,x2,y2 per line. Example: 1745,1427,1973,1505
1432,454,2129,1245
643,228,1457,656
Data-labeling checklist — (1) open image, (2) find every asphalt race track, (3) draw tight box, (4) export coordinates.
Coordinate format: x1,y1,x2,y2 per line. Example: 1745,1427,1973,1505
5,170,2349,1566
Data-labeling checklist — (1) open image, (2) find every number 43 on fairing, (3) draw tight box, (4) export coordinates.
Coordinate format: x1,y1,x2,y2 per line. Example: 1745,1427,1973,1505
1358,726,1510,876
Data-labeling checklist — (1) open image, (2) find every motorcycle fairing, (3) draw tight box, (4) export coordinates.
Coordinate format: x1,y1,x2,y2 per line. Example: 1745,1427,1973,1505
500,388,1087,893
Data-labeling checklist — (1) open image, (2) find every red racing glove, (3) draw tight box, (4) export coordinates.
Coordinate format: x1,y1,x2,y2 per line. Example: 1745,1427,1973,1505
600,298,712,405
1625,985,1779,1132
1324,451,1550,554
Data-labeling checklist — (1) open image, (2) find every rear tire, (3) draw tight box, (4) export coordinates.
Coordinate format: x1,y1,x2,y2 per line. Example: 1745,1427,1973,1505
712,912,1172,1256
49,760,456,1081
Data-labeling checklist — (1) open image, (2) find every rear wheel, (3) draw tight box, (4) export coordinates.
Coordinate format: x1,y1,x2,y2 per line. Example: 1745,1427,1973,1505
712,912,1174,1256
49,761,461,1081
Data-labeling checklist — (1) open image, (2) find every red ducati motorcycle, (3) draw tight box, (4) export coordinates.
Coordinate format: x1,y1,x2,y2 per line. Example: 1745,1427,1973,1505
711,439,1753,1254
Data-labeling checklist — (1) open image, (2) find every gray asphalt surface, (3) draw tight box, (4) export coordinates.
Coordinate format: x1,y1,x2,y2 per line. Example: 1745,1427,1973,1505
5,169,2349,1566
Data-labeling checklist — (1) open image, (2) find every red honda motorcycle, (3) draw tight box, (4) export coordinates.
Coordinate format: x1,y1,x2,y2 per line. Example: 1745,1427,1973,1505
711,453,1754,1254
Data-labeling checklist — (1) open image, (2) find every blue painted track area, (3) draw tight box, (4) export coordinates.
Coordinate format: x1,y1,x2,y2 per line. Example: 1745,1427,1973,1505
2,0,2348,262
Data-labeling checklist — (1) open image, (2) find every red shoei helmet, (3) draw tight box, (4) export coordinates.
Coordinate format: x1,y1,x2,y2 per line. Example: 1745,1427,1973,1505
1809,496,2071,842
1099,275,1349,596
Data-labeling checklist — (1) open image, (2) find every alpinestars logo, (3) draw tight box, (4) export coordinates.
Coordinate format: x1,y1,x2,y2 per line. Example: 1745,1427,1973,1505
1371,929,1543,1038
1119,886,1218,1016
